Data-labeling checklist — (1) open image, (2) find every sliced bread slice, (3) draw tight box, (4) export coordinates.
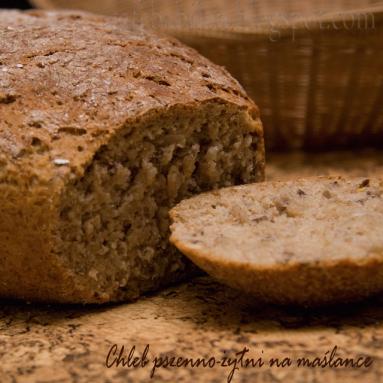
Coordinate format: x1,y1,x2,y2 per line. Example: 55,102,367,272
170,177,383,306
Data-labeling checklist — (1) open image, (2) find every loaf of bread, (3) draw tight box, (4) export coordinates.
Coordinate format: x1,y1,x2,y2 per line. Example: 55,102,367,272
170,177,383,306
0,10,264,303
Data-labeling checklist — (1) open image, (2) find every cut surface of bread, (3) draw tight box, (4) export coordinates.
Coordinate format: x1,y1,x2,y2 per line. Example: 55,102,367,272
170,177,383,306
0,10,264,303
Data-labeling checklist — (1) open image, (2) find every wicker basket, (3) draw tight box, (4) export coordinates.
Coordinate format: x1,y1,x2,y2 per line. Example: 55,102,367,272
31,0,383,150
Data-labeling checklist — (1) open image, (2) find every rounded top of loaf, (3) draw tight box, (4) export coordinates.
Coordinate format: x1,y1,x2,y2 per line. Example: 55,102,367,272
0,10,259,188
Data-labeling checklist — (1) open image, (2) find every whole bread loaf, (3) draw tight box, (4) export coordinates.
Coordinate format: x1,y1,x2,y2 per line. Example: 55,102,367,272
0,10,264,303
170,177,383,306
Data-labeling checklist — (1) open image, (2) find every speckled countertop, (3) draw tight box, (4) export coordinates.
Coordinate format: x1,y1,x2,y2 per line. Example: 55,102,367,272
1,150,383,383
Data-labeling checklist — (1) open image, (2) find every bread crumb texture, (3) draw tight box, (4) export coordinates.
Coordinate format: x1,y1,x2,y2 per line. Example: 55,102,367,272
0,10,264,303
170,177,383,306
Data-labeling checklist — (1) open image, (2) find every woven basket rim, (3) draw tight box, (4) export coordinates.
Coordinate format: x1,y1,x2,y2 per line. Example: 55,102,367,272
162,5,383,38
29,1,383,39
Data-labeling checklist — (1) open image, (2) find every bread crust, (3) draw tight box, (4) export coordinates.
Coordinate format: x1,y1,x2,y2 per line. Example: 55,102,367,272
0,10,263,303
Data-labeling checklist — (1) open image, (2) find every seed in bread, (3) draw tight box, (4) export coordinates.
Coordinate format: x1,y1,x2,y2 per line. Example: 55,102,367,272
170,177,383,306
0,10,264,303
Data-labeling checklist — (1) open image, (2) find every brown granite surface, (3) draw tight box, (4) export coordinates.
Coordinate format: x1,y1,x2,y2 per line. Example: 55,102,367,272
1,150,383,383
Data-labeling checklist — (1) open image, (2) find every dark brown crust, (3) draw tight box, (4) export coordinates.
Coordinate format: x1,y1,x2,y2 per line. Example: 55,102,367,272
0,10,263,303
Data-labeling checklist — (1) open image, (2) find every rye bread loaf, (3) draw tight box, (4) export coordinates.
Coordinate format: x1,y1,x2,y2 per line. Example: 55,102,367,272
0,10,264,303
170,177,383,306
